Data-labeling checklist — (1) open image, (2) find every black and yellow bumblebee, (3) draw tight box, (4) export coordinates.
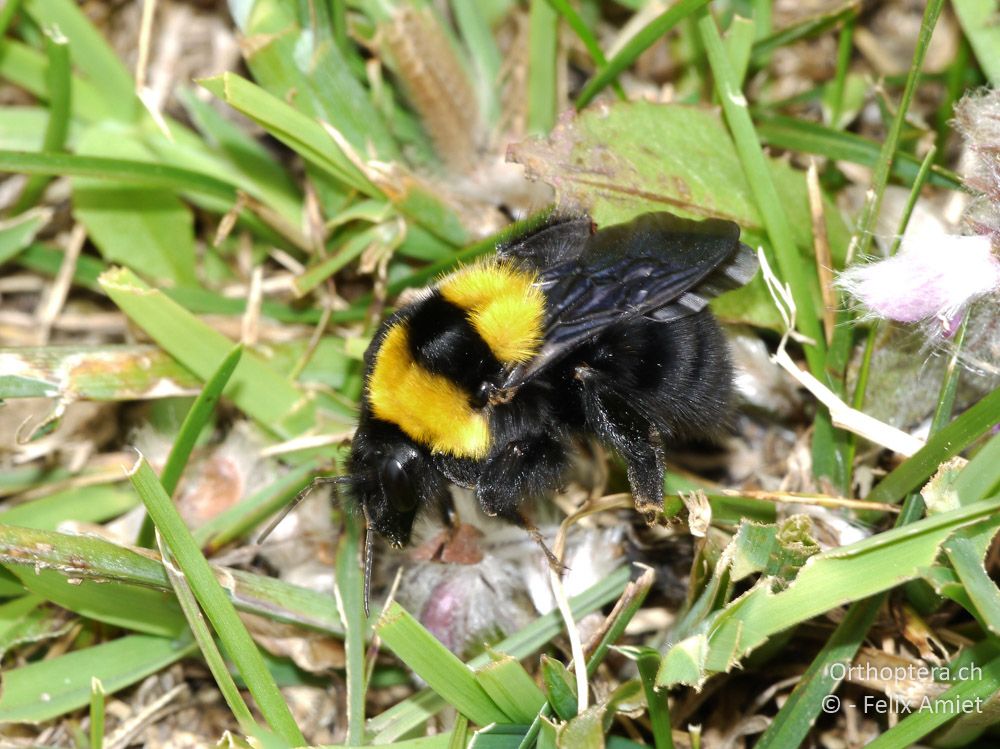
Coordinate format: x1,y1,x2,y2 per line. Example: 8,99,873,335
347,210,756,606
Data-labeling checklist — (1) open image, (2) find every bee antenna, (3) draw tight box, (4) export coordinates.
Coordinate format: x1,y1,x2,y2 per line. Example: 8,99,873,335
256,475,351,545
363,523,374,618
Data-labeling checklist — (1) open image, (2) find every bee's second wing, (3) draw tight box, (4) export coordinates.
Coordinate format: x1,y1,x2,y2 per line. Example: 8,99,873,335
504,212,756,387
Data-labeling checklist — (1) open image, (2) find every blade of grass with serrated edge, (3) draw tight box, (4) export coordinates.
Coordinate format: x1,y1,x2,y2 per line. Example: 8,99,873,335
334,511,367,745
476,654,547,724
368,566,631,742
12,30,70,213
0,524,344,636
657,495,1000,688
546,0,625,100
99,267,319,439
752,318,980,749
376,602,510,726
129,458,305,746
0,634,197,723
156,534,259,735
575,0,711,108
697,10,826,375
136,343,242,547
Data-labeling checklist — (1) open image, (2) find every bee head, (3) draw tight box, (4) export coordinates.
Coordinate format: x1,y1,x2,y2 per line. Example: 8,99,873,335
359,442,438,551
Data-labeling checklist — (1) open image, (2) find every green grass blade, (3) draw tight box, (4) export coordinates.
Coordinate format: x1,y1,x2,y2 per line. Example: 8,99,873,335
749,2,859,65
89,678,105,749
0,40,112,122
0,634,196,723
157,534,259,735
864,653,1000,749
335,512,368,745
161,344,243,497
754,114,963,190
368,566,631,741
129,458,306,746
528,0,558,134
952,0,1000,87
752,595,882,749
618,647,673,749
22,0,136,121
697,10,826,374
865,388,1000,507
575,0,711,108
0,149,237,201
376,602,510,726
99,267,321,439
0,484,137,530
723,16,755,89
476,655,547,724
658,495,1000,687
136,343,243,547
954,434,1000,503
0,524,344,635
0,207,52,266
12,29,71,213
451,0,503,126
546,0,625,100
849,0,945,262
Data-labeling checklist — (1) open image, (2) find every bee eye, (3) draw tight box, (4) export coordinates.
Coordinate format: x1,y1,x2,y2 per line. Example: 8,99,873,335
384,458,418,513
471,382,492,409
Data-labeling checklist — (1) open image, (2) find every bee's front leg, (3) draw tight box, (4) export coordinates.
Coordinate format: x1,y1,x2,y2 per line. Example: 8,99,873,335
475,433,569,520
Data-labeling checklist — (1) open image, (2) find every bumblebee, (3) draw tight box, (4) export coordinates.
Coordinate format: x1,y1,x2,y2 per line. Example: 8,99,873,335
348,211,756,606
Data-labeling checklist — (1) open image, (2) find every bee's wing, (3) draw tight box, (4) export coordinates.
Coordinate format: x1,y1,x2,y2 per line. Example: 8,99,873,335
504,212,757,387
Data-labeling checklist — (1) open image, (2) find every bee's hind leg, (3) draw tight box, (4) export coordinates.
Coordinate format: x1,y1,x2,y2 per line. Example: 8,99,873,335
575,370,667,524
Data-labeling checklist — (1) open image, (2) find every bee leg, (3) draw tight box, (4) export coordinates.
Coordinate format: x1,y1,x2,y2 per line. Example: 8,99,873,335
476,433,570,521
576,374,666,523
516,513,568,574
623,430,667,524
435,488,460,528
